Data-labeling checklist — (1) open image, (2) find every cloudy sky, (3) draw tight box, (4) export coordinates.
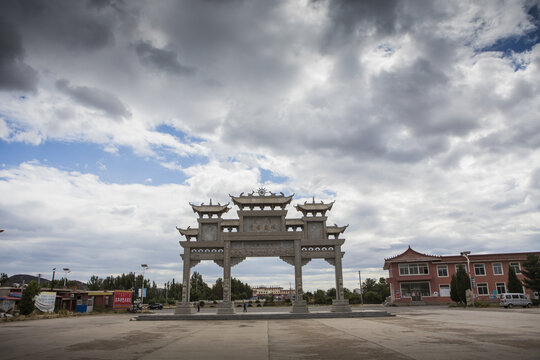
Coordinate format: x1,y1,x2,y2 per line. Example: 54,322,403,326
1,0,539,292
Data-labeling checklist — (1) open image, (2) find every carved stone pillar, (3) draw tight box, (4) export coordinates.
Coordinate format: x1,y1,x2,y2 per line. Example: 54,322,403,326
218,241,234,314
331,244,351,312
291,239,309,313
175,252,194,314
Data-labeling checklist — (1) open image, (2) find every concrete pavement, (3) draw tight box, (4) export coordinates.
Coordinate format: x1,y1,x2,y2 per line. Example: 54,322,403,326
1,306,539,359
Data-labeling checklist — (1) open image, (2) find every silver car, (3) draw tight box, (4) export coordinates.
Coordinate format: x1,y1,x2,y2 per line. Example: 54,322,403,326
499,293,532,308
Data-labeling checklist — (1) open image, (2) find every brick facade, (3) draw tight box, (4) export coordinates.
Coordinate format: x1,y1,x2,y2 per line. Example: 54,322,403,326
384,246,540,304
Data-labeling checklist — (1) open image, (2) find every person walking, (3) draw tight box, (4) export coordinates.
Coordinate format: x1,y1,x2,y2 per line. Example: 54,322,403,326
197,302,200,312
243,301,247,312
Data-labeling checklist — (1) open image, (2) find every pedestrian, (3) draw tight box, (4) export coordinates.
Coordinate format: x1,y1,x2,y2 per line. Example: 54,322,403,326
243,301,247,312
197,302,200,312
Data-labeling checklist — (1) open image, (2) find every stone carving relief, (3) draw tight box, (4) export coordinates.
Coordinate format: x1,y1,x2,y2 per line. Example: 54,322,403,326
243,216,282,232
307,222,323,239
200,223,218,241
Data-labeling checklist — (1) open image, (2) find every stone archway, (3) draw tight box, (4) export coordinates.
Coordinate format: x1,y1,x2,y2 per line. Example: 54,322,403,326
175,189,351,314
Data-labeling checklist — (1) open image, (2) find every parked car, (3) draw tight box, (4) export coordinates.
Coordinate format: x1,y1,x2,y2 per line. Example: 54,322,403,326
499,293,532,308
148,303,163,310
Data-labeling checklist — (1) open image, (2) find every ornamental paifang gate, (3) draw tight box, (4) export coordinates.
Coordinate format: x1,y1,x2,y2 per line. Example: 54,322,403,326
175,189,351,314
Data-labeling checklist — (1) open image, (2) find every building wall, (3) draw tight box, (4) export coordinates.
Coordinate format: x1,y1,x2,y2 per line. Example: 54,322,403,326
387,252,539,304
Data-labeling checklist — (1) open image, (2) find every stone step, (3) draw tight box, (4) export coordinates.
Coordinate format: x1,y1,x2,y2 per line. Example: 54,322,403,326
136,311,393,321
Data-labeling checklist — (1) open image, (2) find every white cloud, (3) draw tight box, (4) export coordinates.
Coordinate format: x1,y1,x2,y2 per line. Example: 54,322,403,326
0,0,539,291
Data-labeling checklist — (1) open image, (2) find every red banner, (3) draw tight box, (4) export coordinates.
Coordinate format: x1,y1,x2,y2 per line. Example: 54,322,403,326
113,290,132,309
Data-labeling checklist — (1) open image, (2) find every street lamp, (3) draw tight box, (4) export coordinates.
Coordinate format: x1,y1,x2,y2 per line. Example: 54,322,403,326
358,270,364,306
141,264,149,306
51,268,56,290
460,251,475,304
63,268,71,287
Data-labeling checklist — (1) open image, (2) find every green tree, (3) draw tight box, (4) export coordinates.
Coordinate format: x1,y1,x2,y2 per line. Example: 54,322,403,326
522,254,540,296
211,278,223,300
88,275,103,291
20,281,41,315
450,274,459,303
362,278,377,293
507,266,523,293
314,289,328,304
373,278,390,301
231,278,252,300
326,288,336,299
0,272,8,286
451,265,470,304
363,291,382,304
189,272,211,301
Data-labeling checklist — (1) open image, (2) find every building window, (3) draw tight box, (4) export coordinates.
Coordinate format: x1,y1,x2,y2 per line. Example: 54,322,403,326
400,282,431,297
492,263,503,275
496,283,506,295
437,265,448,277
510,262,521,274
399,263,429,276
455,264,466,272
439,285,450,297
477,284,489,295
474,264,486,276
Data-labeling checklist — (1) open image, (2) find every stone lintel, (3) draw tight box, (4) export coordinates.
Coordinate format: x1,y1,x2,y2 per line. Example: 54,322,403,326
237,209,288,217
190,253,224,261
302,251,335,258
301,216,328,222
301,238,345,246
223,232,301,241
180,240,224,248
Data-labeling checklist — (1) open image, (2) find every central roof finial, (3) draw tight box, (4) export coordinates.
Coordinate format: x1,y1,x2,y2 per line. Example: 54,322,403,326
257,187,267,196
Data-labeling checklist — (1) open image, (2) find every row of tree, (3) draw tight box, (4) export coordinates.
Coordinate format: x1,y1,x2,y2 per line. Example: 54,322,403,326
301,277,390,305
84,271,252,305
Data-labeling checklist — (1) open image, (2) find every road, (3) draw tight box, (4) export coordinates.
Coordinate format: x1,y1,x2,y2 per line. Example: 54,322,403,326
1,306,539,359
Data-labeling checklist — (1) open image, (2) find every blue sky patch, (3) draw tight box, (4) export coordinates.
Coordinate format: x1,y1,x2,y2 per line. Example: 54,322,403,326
260,168,289,184
0,140,188,185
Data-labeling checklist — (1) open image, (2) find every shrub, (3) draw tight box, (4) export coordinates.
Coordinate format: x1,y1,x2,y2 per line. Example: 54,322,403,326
20,281,41,315
199,301,205,308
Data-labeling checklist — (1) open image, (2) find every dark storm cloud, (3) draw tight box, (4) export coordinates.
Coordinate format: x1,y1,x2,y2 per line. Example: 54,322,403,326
156,0,300,93
2,0,120,52
0,17,38,92
134,41,196,76
56,79,131,119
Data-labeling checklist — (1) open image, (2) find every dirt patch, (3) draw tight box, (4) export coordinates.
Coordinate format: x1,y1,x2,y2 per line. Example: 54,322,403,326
268,320,412,360
66,330,162,351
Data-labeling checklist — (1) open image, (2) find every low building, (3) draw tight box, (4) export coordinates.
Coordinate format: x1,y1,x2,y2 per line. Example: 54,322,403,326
0,287,22,314
384,246,540,304
252,286,295,300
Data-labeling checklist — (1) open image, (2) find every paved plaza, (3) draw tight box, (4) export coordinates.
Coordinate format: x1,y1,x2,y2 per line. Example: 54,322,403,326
1,306,539,359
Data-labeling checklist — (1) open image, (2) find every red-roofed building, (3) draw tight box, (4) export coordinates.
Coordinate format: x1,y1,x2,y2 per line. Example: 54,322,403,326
384,246,540,304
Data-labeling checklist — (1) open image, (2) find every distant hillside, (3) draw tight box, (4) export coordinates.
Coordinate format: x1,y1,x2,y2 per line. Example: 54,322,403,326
7,274,87,288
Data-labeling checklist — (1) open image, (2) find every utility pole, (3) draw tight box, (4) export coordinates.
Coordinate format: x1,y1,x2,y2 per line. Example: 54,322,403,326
358,270,364,306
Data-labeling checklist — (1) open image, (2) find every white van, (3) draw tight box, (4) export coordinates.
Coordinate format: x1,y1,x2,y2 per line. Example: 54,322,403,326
499,293,532,308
